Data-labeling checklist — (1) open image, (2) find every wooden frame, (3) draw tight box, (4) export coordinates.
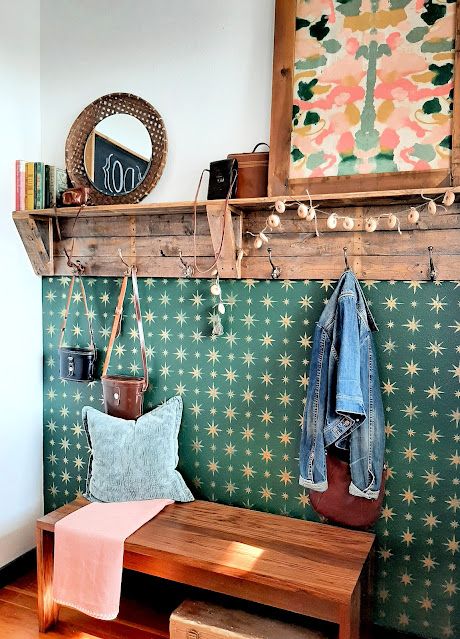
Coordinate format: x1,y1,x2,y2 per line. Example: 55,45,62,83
268,0,460,197
66,93,167,205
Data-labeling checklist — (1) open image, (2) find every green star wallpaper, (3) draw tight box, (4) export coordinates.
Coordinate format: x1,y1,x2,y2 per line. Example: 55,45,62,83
42,276,459,638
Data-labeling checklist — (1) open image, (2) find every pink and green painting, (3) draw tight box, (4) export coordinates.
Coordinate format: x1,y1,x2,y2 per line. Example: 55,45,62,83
291,0,456,178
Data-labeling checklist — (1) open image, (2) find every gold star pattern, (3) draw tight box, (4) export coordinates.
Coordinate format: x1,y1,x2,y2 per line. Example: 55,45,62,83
42,277,460,639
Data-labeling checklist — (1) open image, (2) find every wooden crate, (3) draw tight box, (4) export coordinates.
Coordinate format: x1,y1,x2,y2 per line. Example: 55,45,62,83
170,600,332,639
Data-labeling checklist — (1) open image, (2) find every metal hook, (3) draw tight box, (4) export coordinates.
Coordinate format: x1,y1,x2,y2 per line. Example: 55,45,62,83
267,248,281,280
343,247,350,271
179,250,194,278
64,245,85,275
428,246,437,282
118,248,132,275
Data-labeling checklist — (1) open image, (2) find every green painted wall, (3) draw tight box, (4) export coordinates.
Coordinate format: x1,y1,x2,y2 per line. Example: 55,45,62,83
42,277,459,638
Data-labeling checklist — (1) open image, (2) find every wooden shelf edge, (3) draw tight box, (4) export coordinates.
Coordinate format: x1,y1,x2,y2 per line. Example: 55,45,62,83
12,190,460,280
12,185,460,219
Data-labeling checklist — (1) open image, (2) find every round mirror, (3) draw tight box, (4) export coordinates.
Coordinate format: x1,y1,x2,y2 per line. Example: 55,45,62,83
84,114,152,196
66,93,167,205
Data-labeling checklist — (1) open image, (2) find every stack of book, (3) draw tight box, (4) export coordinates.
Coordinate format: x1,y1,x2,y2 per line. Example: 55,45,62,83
15,161,69,211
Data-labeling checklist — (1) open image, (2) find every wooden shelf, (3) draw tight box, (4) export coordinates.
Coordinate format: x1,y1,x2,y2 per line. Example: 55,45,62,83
12,187,460,280
14,185,460,218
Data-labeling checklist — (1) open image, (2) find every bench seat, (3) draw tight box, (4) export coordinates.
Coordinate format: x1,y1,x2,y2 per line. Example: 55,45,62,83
36,498,375,639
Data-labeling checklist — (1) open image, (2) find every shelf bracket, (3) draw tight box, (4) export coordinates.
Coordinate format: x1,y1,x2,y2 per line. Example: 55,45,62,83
206,203,240,278
14,213,53,275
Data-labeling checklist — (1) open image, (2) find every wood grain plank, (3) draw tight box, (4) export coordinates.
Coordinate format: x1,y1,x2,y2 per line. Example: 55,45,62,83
52,256,216,278
244,207,460,232
37,499,373,603
451,3,460,186
267,0,297,196
206,203,238,278
243,230,460,257
241,255,460,281
36,499,374,634
0,599,169,639
54,236,215,258
14,217,51,275
287,169,451,196
57,215,211,238
16,185,459,218
36,528,59,632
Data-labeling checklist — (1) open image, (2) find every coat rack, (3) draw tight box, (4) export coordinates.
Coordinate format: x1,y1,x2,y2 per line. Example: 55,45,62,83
12,187,460,280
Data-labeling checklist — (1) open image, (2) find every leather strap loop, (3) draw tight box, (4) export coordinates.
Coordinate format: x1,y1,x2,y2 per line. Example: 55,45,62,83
102,269,148,389
59,276,76,349
59,275,95,351
131,268,148,391
102,274,128,378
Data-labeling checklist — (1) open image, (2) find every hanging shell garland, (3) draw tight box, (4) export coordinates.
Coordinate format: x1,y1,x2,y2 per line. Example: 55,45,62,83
267,213,281,228
326,213,338,229
387,214,398,229
365,217,378,232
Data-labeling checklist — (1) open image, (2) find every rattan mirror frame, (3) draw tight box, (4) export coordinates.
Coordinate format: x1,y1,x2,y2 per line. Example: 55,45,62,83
65,93,167,205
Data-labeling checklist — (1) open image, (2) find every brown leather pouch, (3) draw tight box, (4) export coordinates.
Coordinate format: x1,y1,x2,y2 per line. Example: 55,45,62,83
101,375,145,420
101,267,148,419
309,450,386,529
227,143,269,198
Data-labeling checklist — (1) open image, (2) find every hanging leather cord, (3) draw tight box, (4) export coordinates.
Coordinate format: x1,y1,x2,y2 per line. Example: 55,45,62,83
102,273,129,378
101,267,148,390
58,203,87,274
58,275,95,351
192,165,237,275
131,268,148,391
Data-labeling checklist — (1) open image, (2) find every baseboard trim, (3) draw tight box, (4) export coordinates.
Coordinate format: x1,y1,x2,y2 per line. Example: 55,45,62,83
0,549,36,589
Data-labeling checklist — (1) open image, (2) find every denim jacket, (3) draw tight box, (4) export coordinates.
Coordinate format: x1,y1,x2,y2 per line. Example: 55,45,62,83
299,271,385,500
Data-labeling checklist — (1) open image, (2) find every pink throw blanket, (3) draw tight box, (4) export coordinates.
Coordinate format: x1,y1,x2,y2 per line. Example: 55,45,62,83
53,499,173,620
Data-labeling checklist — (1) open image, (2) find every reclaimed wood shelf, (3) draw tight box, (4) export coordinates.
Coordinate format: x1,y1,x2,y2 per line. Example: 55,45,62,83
12,187,460,280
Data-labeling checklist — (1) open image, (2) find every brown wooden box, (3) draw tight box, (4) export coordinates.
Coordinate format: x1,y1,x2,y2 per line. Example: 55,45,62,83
227,149,269,199
170,600,331,639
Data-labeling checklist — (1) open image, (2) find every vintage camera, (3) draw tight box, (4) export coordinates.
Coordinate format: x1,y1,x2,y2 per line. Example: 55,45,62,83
207,159,238,200
61,187,90,206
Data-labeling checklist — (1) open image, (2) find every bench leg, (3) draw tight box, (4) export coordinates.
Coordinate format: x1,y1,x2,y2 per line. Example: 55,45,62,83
338,583,361,639
360,549,375,639
36,528,59,632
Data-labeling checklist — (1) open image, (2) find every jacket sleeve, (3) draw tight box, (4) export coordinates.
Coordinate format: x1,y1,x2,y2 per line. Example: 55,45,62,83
335,291,366,421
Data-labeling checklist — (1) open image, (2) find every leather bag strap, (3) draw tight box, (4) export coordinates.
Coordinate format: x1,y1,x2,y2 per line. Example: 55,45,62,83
78,276,96,350
58,275,96,351
58,275,76,349
102,274,129,378
131,268,148,391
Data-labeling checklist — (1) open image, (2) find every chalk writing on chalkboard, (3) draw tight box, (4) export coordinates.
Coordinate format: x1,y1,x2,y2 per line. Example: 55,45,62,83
92,133,150,196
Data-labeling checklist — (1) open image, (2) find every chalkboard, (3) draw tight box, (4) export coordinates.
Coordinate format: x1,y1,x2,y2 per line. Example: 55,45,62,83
92,133,150,196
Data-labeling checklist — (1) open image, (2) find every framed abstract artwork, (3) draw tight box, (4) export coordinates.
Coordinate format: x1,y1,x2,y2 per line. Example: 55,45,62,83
268,0,460,196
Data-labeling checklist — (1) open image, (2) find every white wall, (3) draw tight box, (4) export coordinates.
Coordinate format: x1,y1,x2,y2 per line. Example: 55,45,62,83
0,0,273,567
40,0,275,201
0,1,43,567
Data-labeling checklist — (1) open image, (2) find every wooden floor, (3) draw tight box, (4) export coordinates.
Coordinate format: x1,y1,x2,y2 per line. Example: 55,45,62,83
0,569,174,638
0,568,406,639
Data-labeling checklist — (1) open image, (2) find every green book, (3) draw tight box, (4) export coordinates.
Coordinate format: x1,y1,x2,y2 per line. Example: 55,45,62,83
45,165,56,208
34,162,45,209
55,168,69,206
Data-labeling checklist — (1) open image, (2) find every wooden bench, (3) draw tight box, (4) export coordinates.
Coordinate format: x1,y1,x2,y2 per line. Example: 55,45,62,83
36,498,375,639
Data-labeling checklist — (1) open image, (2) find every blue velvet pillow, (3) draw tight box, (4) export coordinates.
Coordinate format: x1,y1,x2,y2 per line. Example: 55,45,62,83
82,396,194,503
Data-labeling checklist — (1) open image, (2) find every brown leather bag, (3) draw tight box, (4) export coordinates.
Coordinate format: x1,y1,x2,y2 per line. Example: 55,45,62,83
101,267,148,419
227,143,269,198
309,451,386,529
